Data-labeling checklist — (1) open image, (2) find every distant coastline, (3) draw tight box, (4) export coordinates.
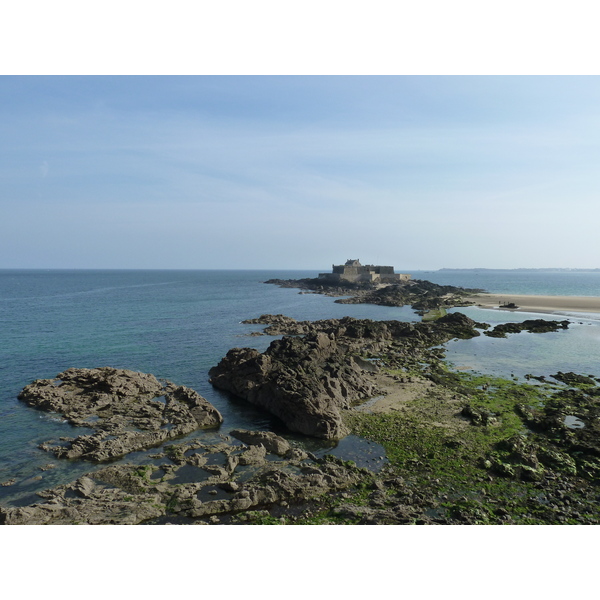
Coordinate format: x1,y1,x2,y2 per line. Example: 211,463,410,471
439,268,600,272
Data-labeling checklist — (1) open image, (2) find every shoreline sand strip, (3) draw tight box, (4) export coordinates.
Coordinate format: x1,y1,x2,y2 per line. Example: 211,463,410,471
465,293,600,315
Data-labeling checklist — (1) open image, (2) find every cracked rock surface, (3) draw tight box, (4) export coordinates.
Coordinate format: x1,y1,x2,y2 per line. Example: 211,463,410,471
18,367,223,462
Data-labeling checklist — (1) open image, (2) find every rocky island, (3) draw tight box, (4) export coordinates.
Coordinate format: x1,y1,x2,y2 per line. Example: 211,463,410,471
265,259,482,314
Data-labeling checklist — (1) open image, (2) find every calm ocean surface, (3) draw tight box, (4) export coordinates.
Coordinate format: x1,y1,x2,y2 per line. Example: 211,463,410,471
1,268,599,505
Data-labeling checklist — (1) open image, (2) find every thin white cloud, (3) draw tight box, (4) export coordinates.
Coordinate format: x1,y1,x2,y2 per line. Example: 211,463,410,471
3,77,600,268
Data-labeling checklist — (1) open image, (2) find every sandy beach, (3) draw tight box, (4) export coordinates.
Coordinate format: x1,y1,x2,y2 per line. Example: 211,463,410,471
465,293,600,315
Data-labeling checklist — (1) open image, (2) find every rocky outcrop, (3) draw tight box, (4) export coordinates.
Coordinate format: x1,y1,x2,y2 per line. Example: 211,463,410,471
18,367,223,461
229,429,292,456
209,334,370,439
242,314,315,336
335,279,481,313
242,314,298,327
210,314,485,439
264,277,482,313
551,371,597,386
484,319,570,338
241,312,486,343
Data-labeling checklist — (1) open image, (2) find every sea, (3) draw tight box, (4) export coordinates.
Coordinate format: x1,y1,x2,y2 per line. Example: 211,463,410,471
1,268,600,507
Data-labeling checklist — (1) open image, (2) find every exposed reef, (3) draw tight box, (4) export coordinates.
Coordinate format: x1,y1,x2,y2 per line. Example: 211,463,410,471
210,313,486,439
484,319,570,338
264,277,483,314
0,434,363,525
18,367,223,461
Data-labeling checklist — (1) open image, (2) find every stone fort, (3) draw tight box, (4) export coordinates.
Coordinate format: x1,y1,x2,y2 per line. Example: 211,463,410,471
318,259,411,284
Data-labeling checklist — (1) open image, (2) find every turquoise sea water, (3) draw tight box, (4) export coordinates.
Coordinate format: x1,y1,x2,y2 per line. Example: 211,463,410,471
417,270,600,379
1,268,599,506
413,269,600,296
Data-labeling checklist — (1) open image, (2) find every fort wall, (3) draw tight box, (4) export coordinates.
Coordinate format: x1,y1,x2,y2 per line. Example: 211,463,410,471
318,260,411,284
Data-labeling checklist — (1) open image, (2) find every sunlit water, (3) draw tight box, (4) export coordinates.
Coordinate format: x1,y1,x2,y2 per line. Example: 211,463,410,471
1,268,599,505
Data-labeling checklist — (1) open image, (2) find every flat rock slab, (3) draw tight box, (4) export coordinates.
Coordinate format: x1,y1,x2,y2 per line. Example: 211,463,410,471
18,367,223,461
0,434,362,525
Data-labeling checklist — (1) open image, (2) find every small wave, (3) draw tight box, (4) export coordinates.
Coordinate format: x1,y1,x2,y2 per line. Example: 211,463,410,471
39,415,67,424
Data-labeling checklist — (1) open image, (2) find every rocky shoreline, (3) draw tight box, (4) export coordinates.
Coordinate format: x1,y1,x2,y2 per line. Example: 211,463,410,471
4,303,599,524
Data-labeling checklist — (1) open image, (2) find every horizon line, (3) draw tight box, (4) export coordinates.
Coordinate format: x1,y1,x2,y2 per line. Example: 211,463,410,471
1,266,599,272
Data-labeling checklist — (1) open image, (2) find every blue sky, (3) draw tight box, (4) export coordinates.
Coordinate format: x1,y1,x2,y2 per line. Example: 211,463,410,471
2,75,600,270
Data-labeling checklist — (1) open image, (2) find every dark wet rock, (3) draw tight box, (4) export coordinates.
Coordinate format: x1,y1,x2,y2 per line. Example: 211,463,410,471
523,386,600,478
488,379,600,486
525,374,547,382
336,279,480,314
432,312,488,338
242,312,485,344
264,277,482,313
551,372,596,386
484,319,569,338
18,367,222,462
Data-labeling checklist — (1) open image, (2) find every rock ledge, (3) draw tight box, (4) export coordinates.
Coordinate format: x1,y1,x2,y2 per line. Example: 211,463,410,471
18,367,223,461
